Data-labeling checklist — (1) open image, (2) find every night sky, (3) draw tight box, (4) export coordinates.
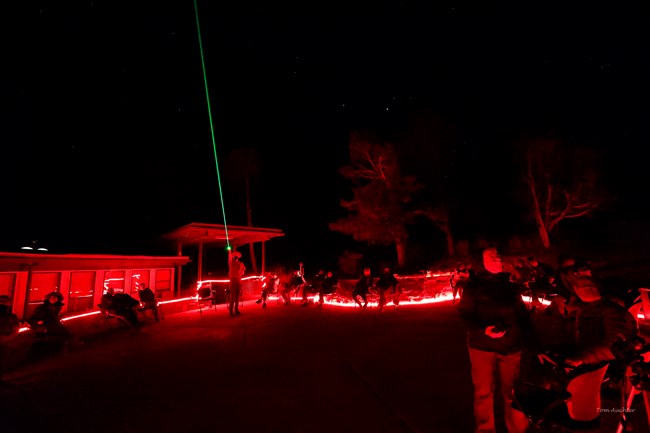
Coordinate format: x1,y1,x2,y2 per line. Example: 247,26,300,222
3,2,649,269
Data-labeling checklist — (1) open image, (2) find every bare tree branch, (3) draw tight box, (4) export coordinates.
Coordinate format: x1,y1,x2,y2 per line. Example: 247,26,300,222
524,139,604,247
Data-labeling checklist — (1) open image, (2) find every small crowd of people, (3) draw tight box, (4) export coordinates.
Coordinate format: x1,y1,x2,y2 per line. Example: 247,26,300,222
0,281,162,379
12,282,160,359
225,246,645,431
249,262,400,313
252,262,342,309
456,246,640,432
2,245,644,433
99,283,160,327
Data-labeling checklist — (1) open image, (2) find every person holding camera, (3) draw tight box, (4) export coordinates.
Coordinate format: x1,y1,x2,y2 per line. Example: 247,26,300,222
458,247,534,433
552,260,638,426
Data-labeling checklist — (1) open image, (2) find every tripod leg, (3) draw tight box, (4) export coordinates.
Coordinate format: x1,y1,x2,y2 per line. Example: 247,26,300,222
642,390,650,433
615,383,638,433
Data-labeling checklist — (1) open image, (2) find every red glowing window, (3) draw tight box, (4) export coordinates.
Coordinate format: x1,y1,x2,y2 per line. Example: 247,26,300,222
154,269,172,298
25,272,61,317
103,270,125,293
130,270,150,295
68,271,95,313
0,273,16,298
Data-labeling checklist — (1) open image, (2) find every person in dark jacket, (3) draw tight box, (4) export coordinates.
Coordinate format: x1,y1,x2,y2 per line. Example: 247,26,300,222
0,295,19,380
319,271,338,305
137,283,159,322
0,295,18,338
458,247,532,433
99,288,141,328
556,264,638,425
375,267,398,312
352,267,374,309
28,292,74,349
450,262,471,303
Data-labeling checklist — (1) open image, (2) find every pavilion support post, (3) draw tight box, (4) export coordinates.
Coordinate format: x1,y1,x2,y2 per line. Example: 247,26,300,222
198,242,204,282
176,240,183,298
262,241,266,275
21,264,35,321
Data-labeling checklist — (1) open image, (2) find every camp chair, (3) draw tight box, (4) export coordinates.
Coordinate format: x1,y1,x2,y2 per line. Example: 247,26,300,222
196,287,216,315
155,291,165,320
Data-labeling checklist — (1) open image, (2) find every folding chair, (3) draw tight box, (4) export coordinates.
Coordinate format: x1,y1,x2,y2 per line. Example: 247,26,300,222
196,287,216,315
155,291,165,320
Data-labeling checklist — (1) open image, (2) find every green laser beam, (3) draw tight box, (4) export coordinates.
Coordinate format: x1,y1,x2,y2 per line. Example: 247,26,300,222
193,0,230,249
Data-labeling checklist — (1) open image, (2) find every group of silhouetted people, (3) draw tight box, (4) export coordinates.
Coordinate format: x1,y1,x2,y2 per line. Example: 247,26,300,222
98,283,160,328
0,281,162,375
252,263,341,309
251,262,401,312
457,246,639,432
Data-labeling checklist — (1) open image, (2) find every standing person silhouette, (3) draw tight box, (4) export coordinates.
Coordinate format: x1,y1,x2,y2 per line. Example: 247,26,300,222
228,250,246,316
458,247,533,433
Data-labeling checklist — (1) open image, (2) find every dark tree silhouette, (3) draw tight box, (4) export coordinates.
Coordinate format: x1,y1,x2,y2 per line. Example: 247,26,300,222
413,205,455,257
524,139,605,248
224,147,260,274
328,133,423,267
398,110,460,257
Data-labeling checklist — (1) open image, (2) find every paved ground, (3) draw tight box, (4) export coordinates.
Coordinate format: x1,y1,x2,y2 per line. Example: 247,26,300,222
1,298,648,433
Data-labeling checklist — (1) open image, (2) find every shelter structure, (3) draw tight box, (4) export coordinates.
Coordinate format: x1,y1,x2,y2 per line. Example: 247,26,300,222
162,222,285,294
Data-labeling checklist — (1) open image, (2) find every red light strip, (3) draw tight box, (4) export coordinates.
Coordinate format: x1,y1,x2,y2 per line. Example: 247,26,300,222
19,292,640,335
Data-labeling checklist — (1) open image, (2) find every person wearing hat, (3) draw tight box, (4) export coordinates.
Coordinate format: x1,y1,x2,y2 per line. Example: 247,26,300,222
544,258,637,426
228,250,246,316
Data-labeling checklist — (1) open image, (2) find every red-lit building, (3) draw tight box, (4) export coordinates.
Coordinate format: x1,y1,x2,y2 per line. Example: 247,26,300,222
0,223,284,320
0,252,190,320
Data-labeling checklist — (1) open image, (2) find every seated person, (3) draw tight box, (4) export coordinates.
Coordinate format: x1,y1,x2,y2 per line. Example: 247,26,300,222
352,267,374,309
281,269,306,306
0,295,19,378
0,295,19,338
375,267,398,312
256,272,279,308
279,280,293,305
99,288,141,328
301,270,325,306
544,262,638,426
320,271,339,304
137,283,159,322
28,292,73,345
